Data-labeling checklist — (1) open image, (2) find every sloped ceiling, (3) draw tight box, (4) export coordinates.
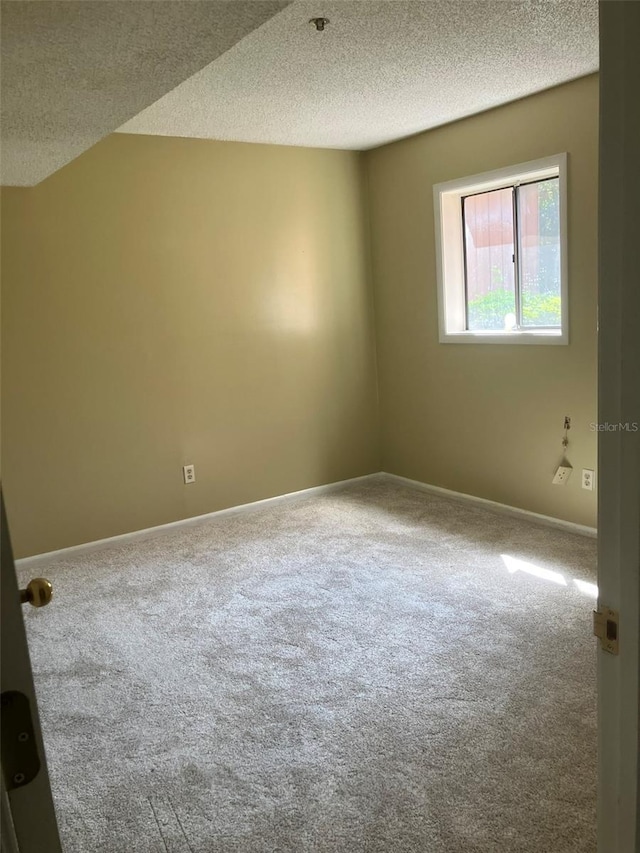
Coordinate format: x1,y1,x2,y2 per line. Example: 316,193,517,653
0,1,291,186
119,0,599,150
1,0,598,186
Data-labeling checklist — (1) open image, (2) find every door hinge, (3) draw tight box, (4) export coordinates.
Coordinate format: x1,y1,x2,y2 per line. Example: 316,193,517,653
593,607,619,655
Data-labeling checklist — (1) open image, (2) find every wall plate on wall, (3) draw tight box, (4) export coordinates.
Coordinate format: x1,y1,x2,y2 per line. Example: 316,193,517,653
582,468,595,490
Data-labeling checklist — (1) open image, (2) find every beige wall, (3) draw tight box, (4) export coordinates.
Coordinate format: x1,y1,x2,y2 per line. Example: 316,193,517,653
366,75,598,527
1,135,380,557
1,76,599,556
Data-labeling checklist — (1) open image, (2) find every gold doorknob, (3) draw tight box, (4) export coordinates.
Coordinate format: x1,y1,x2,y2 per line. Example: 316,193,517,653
20,578,53,608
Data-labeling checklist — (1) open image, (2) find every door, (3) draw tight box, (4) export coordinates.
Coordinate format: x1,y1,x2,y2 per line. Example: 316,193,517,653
1,491,63,852
597,2,640,851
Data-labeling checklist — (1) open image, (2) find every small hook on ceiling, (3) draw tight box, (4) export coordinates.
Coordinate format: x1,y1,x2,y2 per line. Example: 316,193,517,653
309,17,329,32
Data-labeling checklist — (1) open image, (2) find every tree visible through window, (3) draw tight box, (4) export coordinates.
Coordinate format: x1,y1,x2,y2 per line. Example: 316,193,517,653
463,178,561,332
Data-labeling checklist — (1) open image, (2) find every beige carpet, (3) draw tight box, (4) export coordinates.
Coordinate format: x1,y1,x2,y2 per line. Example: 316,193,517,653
21,477,597,852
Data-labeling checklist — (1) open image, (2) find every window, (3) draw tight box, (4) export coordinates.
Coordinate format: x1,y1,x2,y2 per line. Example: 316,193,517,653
433,154,568,344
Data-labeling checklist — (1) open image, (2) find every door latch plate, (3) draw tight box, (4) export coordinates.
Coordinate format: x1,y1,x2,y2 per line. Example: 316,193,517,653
593,607,619,655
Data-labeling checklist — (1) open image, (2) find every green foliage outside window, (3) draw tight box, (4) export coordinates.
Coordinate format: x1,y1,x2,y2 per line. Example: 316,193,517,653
467,288,561,330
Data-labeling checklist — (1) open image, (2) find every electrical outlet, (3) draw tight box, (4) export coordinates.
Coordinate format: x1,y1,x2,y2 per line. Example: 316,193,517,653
183,464,195,484
552,465,573,485
582,468,595,491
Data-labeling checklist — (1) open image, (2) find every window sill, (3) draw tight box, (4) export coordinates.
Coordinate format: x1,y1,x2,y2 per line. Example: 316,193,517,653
440,330,568,345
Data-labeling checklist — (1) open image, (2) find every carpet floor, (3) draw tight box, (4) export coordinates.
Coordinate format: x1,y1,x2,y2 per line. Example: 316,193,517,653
21,477,597,853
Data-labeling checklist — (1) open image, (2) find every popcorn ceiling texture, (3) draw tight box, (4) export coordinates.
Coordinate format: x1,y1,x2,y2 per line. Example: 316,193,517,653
120,0,599,150
0,1,290,186
1,0,598,186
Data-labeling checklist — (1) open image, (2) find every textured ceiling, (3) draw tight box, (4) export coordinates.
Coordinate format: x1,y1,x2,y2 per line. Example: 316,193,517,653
0,1,291,186
119,0,599,150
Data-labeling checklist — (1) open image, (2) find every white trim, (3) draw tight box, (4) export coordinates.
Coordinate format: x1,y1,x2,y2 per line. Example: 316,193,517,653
438,330,566,346
15,474,380,569
434,153,566,197
16,470,597,568
380,472,597,538
433,153,569,345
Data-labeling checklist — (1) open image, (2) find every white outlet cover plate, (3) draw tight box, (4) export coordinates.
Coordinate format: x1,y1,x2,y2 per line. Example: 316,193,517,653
552,465,573,485
582,468,595,490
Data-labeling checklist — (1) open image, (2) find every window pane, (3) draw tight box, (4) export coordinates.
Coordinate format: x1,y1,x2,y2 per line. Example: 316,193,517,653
463,187,516,331
518,178,561,327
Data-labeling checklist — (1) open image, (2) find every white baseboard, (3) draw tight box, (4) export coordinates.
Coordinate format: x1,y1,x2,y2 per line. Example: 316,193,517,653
380,472,597,538
15,473,381,569
16,469,596,568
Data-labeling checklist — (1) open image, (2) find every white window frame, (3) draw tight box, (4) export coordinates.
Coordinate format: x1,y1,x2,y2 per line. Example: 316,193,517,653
433,153,568,344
